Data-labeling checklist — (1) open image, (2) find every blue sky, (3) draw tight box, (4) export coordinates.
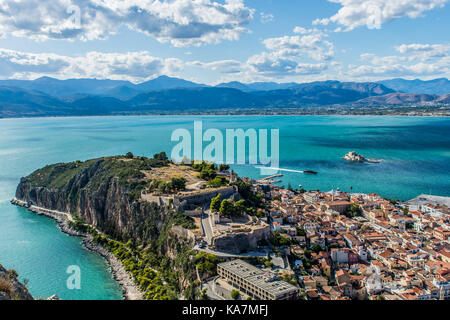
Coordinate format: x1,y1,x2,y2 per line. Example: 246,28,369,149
0,0,448,84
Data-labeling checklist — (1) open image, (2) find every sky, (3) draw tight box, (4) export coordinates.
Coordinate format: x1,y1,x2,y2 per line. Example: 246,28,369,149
0,0,448,84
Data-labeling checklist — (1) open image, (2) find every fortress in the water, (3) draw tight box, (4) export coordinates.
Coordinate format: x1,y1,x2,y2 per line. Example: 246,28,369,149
342,151,383,163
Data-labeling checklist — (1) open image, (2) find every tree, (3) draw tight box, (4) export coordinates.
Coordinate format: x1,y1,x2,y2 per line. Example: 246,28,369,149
154,152,168,161
125,152,134,159
234,200,246,216
231,289,240,300
200,167,217,181
304,249,311,259
210,194,222,213
345,204,362,218
207,176,227,188
296,228,306,236
219,164,230,171
219,199,235,217
200,288,208,300
170,177,186,191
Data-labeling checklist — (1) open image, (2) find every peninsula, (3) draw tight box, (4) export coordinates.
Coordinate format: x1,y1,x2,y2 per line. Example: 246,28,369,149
12,153,267,300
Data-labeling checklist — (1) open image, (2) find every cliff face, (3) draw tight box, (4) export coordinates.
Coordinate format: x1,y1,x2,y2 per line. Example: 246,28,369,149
15,157,171,243
14,155,205,299
0,264,33,300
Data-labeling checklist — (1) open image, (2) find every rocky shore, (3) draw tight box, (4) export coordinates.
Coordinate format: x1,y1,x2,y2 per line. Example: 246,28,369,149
0,264,34,300
10,198,143,300
82,236,143,300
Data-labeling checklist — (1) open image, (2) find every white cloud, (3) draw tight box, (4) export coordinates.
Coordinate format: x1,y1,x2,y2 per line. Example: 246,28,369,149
0,49,183,81
293,26,322,34
246,27,333,77
187,59,243,74
247,52,327,76
395,43,450,59
263,34,334,62
260,12,274,24
314,0,448,31
0,0,254,47
346,43,450,79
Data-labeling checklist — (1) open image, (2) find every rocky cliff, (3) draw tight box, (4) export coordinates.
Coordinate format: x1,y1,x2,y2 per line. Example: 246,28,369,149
15,156,171,242
14,155,202,299
0,264,33,300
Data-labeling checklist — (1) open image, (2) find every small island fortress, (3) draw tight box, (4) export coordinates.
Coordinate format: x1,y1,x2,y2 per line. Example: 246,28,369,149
342,151,383,163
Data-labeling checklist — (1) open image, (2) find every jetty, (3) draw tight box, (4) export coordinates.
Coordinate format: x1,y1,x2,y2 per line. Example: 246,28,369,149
256,174,283,184
11,198,74,223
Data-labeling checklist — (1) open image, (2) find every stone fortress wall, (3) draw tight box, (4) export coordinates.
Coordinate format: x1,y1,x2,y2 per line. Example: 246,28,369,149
213,224,270,254
174,186,239,211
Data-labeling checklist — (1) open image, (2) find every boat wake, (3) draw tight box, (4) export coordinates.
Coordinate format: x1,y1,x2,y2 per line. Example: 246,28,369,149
255,166,305,174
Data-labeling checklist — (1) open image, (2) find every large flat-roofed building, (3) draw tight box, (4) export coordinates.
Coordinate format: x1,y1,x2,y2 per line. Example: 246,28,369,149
217,259,298,300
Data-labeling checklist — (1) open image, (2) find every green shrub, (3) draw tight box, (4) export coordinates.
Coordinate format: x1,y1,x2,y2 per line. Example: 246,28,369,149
231,290,240,300
207,176,228,188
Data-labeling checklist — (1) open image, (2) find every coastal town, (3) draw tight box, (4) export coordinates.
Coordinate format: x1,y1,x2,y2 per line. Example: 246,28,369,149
7,155,450,301
187,170,450,301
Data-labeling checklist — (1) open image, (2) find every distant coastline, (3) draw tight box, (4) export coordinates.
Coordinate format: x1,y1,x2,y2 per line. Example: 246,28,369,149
0,107,448,119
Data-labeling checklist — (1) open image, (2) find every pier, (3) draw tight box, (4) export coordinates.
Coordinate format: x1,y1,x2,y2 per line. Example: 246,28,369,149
257,174,283,182
256,174,283,185
11,198,74,223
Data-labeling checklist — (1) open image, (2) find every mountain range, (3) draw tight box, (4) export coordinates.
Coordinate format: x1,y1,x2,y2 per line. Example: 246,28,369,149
377,78,450,95
0,76,448,117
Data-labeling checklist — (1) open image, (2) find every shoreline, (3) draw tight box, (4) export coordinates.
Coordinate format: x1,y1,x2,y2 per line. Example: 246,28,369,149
10,198,143,300
0,112,449,120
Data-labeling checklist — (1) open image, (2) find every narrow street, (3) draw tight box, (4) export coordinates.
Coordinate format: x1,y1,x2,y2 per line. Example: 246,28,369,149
201,211,214,246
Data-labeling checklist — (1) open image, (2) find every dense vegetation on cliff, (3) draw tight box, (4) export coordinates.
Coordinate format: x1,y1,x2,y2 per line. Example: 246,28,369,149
27,153,168,190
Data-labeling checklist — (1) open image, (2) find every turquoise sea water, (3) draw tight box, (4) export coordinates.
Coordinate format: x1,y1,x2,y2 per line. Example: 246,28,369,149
0,115,449,299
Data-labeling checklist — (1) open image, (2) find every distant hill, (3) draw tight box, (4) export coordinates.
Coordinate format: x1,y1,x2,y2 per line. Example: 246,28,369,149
102,85,142,99
134,75,205,91
0,86,67,117
128,87,259,110
0,77,133,97
216,81,253,92
3,76,448,98
354,92,439,105
216,81,297,92
378,78,450,95
0,75,205,98
436,93,450,104
290,81,393,95
0,76,448,117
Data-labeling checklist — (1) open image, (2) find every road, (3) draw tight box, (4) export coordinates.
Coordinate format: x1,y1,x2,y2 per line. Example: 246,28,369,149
204,278,226,300
201,212,214,246
194,245,269,259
